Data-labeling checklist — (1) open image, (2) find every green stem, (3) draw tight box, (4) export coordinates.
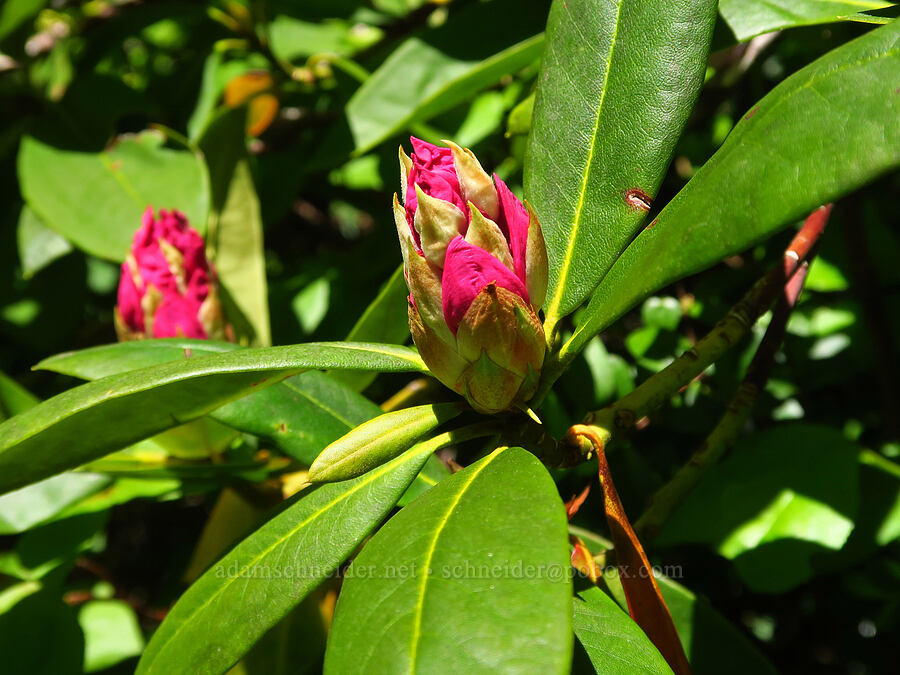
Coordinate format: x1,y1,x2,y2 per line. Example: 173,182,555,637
554,205,831,465
634,259,813,540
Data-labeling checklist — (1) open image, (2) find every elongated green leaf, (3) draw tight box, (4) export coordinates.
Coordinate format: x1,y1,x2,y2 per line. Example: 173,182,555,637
0,342,425,494
567,20,900,357
573,586,672,675
18,130,210,262
525,0,717,330
37,339,384,465
136,438,439,675
325,447,573,674
720,0,895,41
346,0,547,154
330,264,410,391
309,403,461,482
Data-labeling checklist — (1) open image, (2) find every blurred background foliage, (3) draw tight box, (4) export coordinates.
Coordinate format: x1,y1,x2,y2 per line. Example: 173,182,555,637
0,1,899,673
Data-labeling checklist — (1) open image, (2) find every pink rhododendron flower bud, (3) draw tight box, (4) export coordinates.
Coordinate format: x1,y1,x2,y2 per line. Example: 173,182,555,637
115,207,224,341
395,137,548,414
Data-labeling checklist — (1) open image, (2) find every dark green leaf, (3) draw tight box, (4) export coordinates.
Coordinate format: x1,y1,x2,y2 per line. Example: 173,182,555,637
325,447,573,674
525,0,717,329
136,438,441,675
573,586,672,675
37,339,384,465
720,0,895,41
346,0,547,154
18,130,210,262
241,597,327,675
0,342,426,494
572,527,777,675
569,21,900,355
0,589,84,675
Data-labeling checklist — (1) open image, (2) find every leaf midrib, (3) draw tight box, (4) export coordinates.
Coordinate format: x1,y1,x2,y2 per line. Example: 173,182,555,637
406,448,505,673
140,447,426,674
543,0,624,329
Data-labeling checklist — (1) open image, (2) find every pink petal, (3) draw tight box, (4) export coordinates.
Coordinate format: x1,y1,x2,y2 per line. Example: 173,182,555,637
404,137,467,240
116,263,144,333
116,206,213,338
152,291,207,339
441,236,529,334
494,174,529,286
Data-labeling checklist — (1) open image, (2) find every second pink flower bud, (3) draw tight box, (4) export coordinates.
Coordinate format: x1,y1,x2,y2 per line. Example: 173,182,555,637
116,207,224,341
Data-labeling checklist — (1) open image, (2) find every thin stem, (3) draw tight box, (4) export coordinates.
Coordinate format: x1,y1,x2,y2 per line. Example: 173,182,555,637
556,205,832,464
635,259,813,540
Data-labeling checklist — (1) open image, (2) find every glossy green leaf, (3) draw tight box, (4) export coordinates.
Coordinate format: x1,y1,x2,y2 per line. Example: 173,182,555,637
572,586,672,675
657,424,859,593
569,21,900,356
18,130,210,262
37,339,384,465
325,447,573,674
525,0,717,329
330,264,411,391
346,0,547,154
720,0,895,41
17,205,72,279
136,437,441,675
309,403,461,482
0,342,425,495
